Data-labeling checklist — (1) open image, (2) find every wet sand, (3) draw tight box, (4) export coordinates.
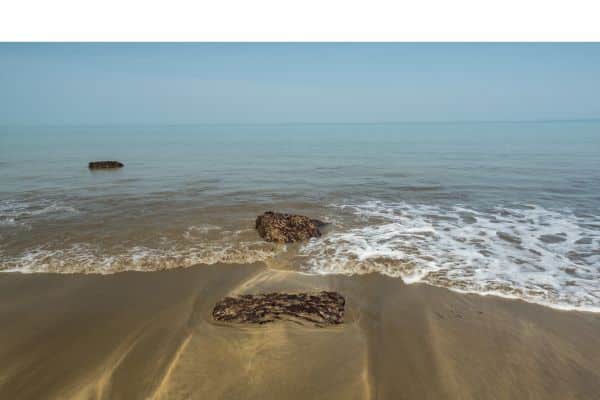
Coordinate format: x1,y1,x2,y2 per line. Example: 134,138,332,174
1,263,600,399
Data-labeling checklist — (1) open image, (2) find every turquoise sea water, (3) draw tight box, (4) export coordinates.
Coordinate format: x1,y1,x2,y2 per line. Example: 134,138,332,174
1,122,599,310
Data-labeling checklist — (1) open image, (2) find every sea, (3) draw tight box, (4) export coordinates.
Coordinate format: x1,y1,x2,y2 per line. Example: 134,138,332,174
1,121,599,311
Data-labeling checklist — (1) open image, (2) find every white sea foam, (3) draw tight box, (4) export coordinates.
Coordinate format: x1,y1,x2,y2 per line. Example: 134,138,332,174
300,201,600,312
0,199,78,226
2,240,280,274
1,221,284,274
182,224,222,239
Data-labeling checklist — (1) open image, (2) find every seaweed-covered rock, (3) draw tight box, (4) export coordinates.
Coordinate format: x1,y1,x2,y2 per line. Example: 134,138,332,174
88,161,124,169
212,291,345,326
255,211,324,243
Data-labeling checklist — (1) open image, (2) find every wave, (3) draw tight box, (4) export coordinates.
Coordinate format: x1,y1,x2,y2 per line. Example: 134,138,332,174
300,201,600,312
0,199,78,226
182,224,222,239
2,198,599,312
2,240,281,274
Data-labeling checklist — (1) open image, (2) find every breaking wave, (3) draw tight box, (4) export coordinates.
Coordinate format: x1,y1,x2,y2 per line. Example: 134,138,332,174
2,197,599,312
0,199,78,226
1,225,282,274
300,201,600,312
2,241,280,274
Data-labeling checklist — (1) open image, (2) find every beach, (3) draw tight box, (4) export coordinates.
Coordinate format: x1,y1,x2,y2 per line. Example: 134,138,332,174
2,263,600,399
2,43,600,400
1,122,599,399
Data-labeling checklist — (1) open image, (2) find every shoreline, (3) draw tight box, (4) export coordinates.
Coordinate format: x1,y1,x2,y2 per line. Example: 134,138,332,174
4,264,600,314
1,263,600,399
3,198,598,312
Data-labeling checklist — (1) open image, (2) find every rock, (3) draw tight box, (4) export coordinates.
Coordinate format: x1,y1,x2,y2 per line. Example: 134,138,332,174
212,291,345,326
255,211,324,243
88,161,124,169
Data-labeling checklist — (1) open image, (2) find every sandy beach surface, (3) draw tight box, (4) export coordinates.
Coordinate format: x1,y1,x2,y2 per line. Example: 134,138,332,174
1,263,600,400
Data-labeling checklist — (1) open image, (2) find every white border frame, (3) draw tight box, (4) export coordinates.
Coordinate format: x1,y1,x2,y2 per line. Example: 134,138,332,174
1,0,600,41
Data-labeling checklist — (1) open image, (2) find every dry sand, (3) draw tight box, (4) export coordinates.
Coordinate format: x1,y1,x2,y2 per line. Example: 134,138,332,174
1,263,600,399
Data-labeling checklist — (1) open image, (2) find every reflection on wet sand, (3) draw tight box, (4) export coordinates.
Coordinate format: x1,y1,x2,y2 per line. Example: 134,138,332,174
1,263,600,399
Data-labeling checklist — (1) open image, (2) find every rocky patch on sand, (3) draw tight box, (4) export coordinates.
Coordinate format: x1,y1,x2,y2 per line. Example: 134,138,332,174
88,161,124,169
255,211,324,243
212,291,345,326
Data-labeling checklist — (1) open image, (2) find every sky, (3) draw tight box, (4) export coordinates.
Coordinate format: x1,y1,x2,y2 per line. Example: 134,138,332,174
1,43,599,124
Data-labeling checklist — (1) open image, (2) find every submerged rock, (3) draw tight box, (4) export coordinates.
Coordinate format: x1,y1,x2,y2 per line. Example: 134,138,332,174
255,211,324,243
88,161,124,169
212,291,345,326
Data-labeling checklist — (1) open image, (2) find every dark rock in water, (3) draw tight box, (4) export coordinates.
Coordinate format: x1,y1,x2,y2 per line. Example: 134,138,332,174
88,161,124,169
212,291,345,326
255,211,324,243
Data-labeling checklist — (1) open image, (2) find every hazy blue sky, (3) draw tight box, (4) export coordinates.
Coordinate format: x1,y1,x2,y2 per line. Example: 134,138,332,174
1,43,599,124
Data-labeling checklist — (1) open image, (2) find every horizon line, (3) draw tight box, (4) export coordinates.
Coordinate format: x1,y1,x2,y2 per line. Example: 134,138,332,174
1,117,600,127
